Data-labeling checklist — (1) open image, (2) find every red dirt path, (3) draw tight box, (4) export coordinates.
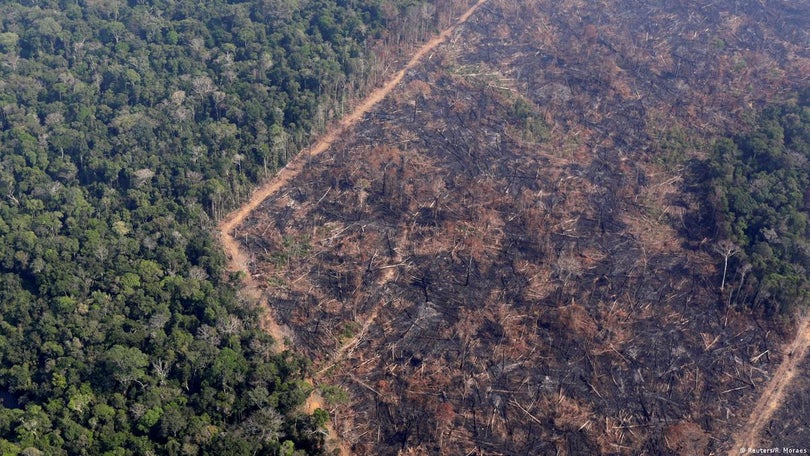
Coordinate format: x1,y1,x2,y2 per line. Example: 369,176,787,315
217,1,489,453
727,313,810,454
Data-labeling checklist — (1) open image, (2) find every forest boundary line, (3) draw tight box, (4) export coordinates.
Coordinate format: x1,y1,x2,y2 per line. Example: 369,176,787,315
217,1,489,453
218,0,488,345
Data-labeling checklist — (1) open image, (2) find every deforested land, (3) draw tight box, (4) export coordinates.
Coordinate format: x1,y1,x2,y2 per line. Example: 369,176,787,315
233,0,810,454
1,0,809,455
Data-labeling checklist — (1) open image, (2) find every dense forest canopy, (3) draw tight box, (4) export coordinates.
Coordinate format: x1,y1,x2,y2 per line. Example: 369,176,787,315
0,0,446,454
2,0,807,452
704,90,810,316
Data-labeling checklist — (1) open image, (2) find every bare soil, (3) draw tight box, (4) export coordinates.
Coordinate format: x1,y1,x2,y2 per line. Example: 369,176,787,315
217,0,489,341
228,0,810,454
218,1,491,454
728,313,810,454
752,346,810,448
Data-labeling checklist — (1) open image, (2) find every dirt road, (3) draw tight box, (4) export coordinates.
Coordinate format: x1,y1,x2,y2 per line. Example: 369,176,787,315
728,312,810,454
219,0,488,343
217,1,489,453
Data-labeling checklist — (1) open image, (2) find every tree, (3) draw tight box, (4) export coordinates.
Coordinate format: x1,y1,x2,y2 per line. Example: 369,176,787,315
714,239,739,291
0,0,435,452
705,99,810,313
104,345,149,388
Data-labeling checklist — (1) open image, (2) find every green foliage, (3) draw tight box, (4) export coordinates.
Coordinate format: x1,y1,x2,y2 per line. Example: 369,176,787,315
653,126,696,167
0,0,440,453
338,321,361,341
509,98,549,143
269,234,313,266
705,93,810,315
320,384,350,405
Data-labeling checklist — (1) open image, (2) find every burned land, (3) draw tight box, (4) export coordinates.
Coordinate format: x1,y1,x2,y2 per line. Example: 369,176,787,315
235,0,810,454
758,353,810,449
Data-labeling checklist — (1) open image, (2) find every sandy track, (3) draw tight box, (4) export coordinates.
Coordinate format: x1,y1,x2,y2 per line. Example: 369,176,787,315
219,0,487,339
219,0,488,343
727,312,810,454
217,1,489,453
215,1,810,453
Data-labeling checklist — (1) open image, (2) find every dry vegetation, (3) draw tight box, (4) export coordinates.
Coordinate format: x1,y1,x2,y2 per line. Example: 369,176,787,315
235,0,809,453
754,354,810,448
